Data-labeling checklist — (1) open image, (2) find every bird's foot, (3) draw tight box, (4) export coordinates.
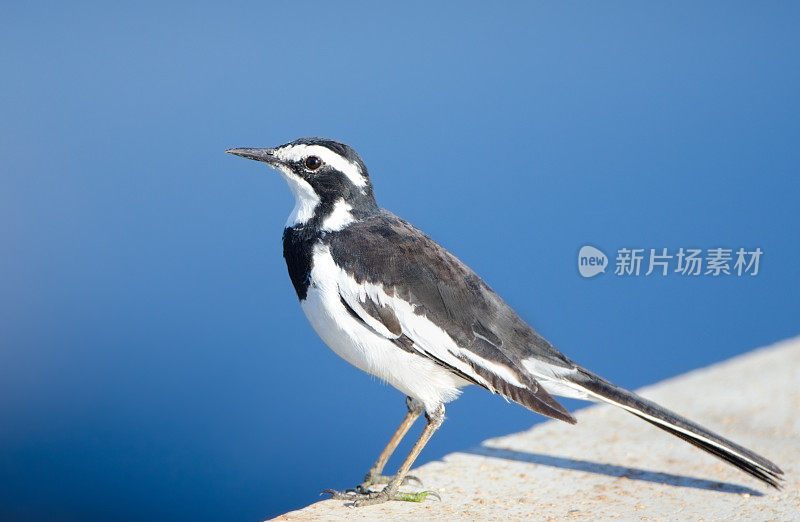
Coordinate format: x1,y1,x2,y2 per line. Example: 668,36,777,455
359,472,422,491
322,486,440,507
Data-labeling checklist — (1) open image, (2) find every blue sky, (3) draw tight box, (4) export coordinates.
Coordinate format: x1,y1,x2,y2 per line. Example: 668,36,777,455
1,2,798,520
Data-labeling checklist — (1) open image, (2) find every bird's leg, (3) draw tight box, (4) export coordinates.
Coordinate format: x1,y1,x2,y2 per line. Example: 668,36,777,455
338,404,444,507
358,397,424,490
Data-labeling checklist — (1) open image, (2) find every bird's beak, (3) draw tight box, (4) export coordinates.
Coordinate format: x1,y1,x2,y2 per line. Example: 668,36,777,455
225,147,279,165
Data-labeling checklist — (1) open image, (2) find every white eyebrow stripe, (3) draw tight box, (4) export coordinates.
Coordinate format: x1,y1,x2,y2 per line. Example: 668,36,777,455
275,144,367,188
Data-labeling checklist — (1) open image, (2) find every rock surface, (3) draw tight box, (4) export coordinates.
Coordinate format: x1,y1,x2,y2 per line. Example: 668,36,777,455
275,337,799,520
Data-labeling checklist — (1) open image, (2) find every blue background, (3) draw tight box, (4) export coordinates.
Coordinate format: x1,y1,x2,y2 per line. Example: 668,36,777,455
2,2,798,520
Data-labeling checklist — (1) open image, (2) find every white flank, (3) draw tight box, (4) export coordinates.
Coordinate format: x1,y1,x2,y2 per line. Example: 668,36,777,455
302,245,469,412
301,245,535,411
275,144,367,189
335,263,490,392
321,198,355,232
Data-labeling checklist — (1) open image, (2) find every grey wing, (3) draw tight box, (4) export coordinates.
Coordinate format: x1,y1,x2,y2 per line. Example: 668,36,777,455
329,211,577,424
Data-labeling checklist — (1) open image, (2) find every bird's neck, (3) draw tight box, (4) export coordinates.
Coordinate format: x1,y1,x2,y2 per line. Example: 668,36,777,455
281,193,378,300
287,190,379,232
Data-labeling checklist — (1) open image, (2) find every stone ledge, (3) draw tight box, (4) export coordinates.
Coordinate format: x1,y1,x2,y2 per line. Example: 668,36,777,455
275,337,799,520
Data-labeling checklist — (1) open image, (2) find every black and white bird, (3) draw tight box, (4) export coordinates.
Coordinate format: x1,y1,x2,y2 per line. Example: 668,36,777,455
226,138,782,506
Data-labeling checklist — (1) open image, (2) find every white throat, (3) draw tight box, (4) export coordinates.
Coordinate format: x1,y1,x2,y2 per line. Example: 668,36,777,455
274,164,321,227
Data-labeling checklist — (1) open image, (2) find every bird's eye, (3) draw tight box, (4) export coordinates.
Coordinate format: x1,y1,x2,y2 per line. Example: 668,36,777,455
304,156,322,171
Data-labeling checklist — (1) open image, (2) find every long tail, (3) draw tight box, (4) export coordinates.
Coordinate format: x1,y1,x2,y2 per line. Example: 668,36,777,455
564,368,784,488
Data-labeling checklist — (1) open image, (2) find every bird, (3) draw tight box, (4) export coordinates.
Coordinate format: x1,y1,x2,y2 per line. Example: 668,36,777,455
226,138,783,506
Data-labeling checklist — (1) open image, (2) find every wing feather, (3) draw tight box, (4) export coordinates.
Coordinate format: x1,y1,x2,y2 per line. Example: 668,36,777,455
334,242,575,424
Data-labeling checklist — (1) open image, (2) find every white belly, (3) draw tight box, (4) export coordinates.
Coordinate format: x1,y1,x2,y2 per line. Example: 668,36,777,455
300,249,468,413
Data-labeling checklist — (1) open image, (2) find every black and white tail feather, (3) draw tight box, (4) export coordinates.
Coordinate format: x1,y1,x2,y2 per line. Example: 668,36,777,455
557,368,784,488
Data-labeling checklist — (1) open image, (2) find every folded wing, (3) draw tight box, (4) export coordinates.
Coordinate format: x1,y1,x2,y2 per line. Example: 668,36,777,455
330,211,576,423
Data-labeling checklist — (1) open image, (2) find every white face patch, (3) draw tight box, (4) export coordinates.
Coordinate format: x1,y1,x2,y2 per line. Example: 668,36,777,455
274,144,367,189
271,163,321,227
321,198,355,232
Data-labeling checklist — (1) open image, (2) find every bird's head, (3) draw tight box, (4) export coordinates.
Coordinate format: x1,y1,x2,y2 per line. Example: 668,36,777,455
227,137,377,229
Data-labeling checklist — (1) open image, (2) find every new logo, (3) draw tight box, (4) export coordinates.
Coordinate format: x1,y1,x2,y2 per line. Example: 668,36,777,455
578,245,608,278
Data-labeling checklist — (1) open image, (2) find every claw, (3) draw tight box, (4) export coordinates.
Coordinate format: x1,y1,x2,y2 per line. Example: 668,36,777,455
403,474,423,486
321,489,356,500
